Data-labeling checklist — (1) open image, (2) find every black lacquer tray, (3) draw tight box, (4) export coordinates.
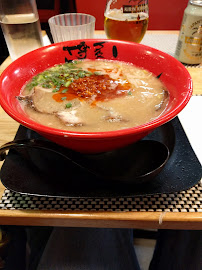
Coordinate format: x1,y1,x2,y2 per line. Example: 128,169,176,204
0,117,201,198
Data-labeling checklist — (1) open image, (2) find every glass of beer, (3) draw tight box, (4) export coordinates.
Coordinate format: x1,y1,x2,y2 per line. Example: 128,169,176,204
104,0,149,43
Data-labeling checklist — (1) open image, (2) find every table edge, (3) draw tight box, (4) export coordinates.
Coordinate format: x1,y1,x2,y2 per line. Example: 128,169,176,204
0,209,201,229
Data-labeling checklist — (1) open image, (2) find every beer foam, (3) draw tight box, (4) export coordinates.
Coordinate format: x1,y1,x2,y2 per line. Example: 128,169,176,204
104,9,148,21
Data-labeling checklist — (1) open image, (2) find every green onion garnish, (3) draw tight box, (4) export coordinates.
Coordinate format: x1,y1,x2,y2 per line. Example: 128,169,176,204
61,89,68,93
128,90,132,95
94,71,101,75
52,88,60,93
25,61,97,91
65,103,72,108
64,81,71,88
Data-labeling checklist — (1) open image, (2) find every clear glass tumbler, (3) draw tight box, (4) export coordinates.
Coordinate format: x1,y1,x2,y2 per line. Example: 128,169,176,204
104,0,149,43
0,0,43,61
48,13,96,43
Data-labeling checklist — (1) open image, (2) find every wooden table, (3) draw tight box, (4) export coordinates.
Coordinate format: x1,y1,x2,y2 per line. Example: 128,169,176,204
0,31,201,229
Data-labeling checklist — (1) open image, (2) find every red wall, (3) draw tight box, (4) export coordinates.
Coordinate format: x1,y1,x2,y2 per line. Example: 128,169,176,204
75,0,188,30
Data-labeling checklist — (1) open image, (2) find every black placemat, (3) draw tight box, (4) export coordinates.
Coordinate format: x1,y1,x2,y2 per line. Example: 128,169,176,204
0,117,201,198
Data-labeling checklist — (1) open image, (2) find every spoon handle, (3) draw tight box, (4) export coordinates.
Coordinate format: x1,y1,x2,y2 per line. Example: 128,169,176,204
0,139,100,178
0,138,169,184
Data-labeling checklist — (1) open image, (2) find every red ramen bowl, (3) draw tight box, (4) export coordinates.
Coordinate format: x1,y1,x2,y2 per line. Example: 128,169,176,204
0,39,192,153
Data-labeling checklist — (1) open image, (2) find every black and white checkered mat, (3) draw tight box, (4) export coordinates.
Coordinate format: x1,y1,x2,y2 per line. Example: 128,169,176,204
0,181,201,212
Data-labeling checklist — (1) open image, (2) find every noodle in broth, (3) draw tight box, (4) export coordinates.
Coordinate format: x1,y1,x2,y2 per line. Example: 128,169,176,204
17,60,169,132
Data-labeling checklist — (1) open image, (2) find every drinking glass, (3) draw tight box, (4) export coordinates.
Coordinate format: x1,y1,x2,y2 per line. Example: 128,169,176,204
0,0,43,61
48,13,95,43
104,0,149,43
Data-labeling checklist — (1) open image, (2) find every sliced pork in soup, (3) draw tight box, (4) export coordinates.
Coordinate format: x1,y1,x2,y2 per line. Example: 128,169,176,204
17,60,169,132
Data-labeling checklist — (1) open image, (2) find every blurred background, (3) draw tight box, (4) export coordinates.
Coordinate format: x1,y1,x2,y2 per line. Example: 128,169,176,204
0,0,188,64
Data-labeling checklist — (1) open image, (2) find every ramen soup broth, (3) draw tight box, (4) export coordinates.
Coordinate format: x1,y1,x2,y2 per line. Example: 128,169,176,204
18,60,169,132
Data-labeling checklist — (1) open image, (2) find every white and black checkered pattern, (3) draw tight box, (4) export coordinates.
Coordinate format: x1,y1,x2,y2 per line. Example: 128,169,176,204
0,181,201,212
